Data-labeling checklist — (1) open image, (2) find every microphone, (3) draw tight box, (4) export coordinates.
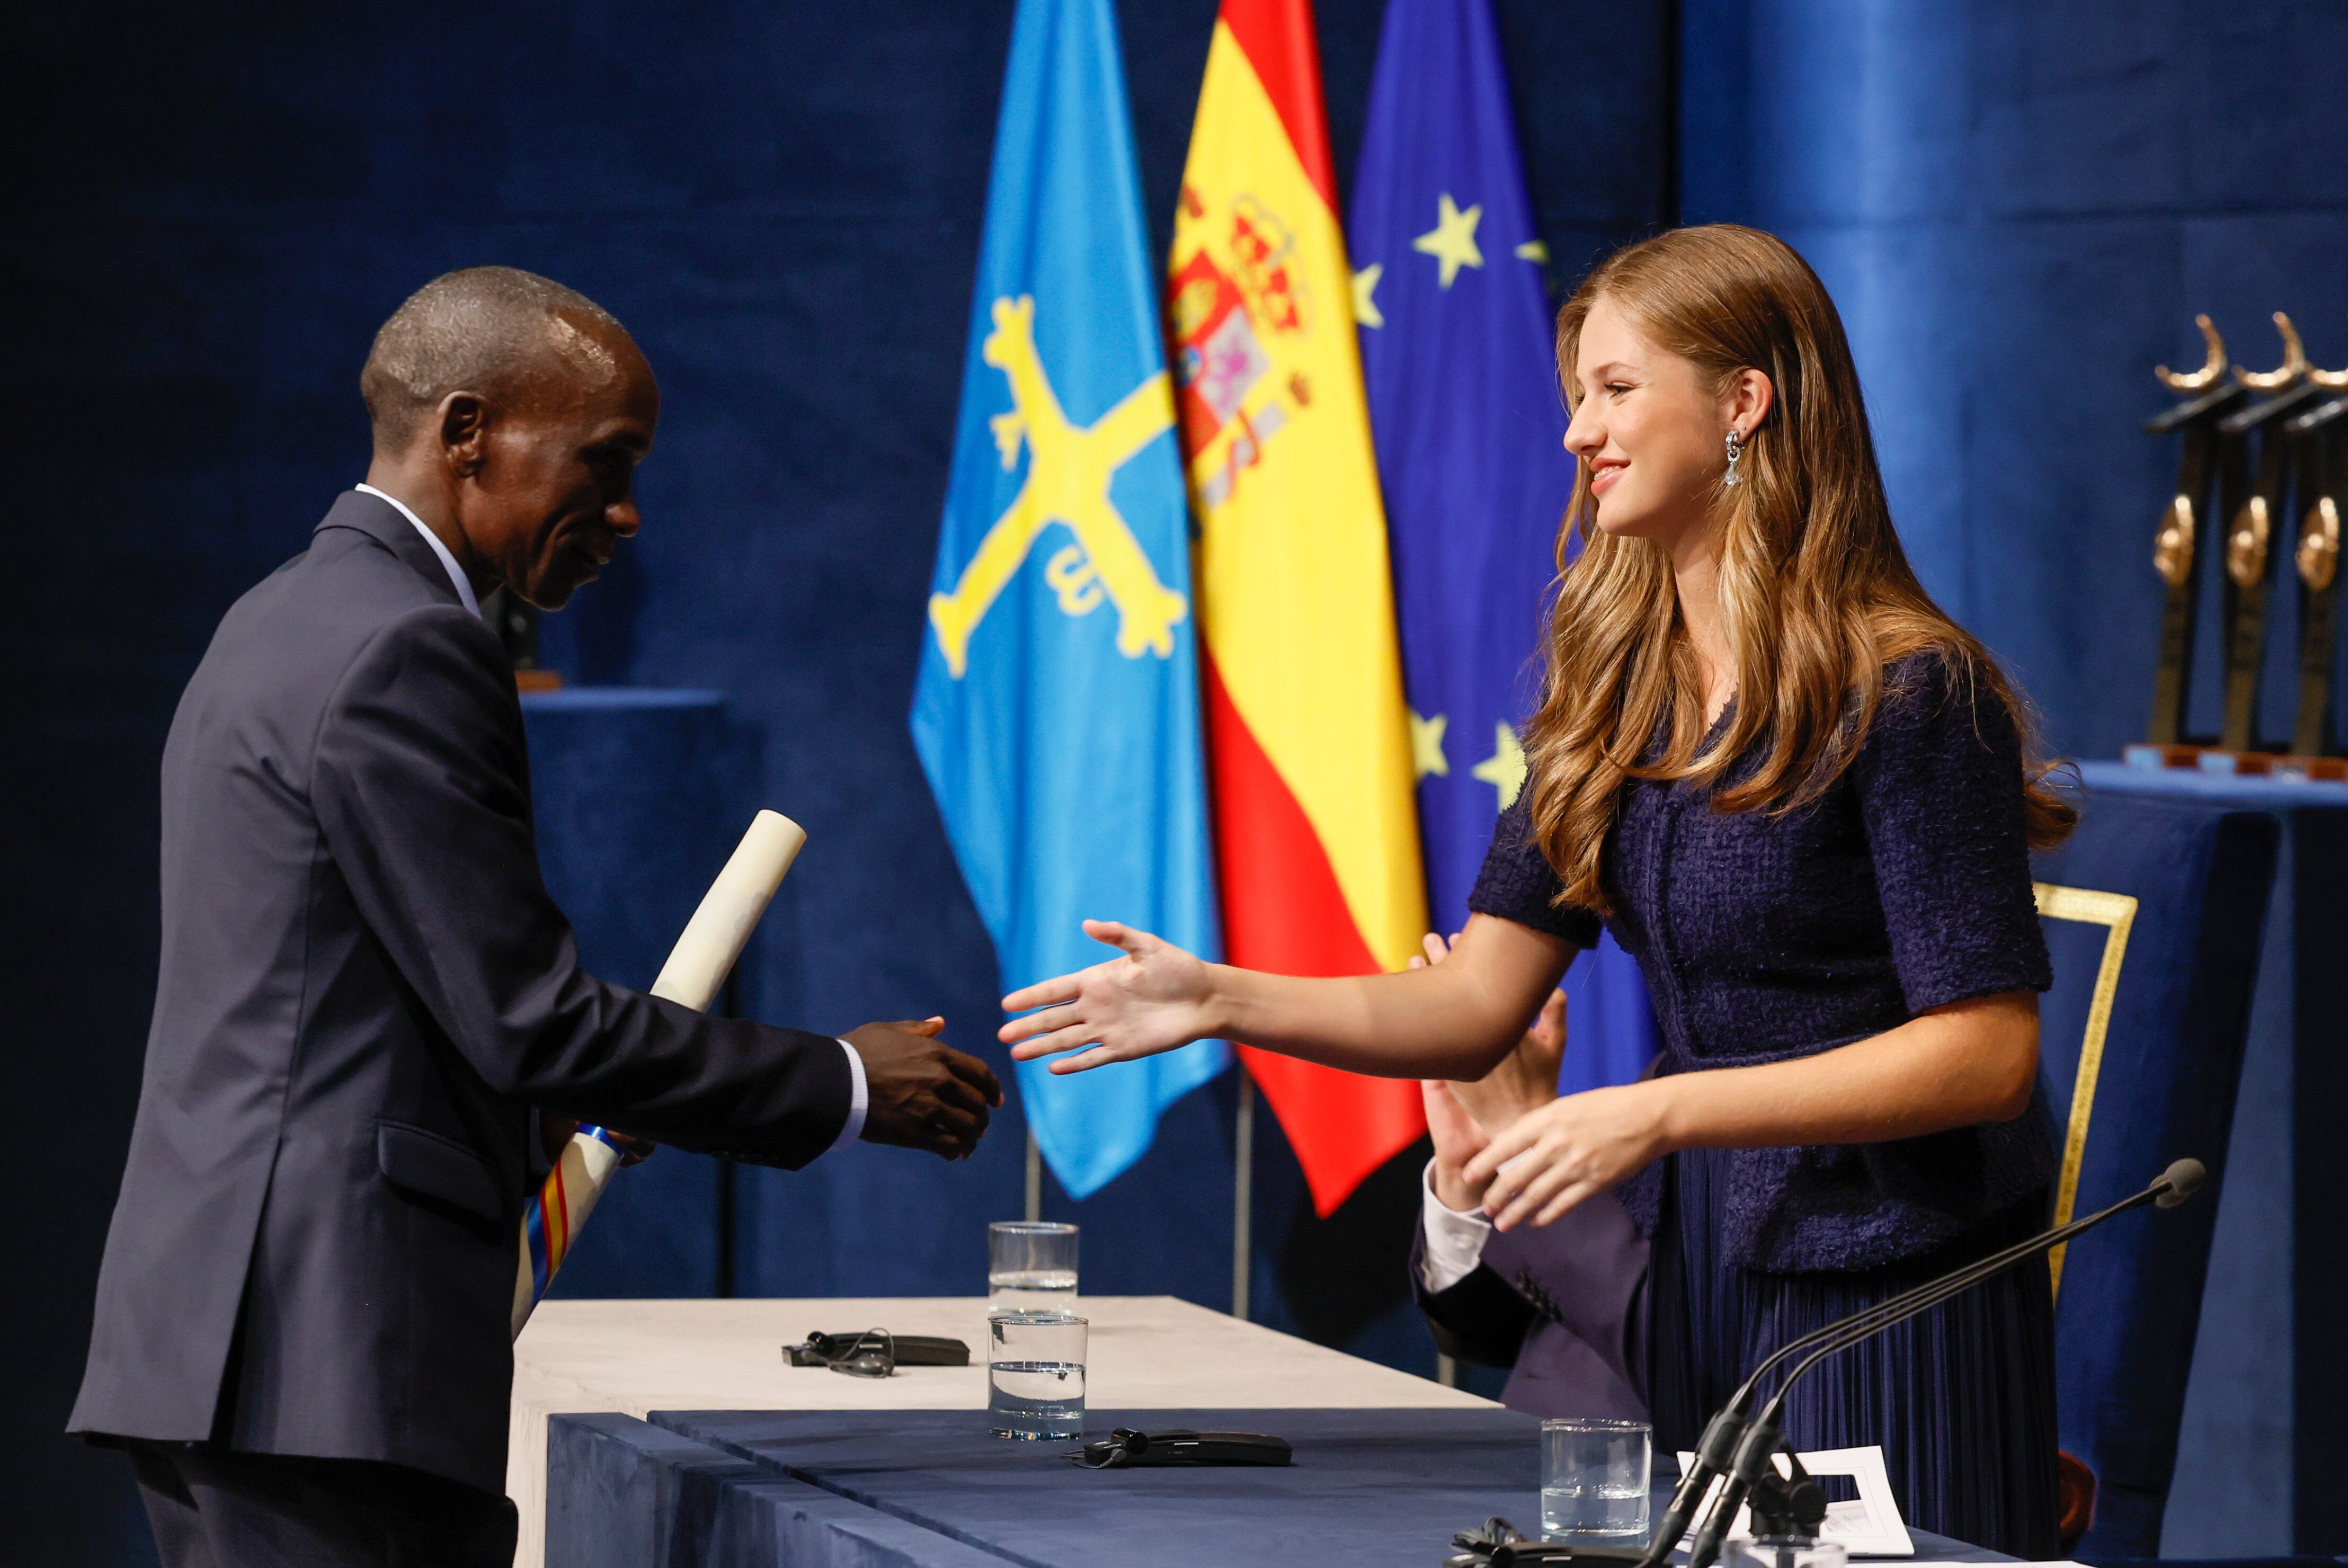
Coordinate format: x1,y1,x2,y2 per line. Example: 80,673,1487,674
1656,1160,2203,1568
2154,1157,2203,1205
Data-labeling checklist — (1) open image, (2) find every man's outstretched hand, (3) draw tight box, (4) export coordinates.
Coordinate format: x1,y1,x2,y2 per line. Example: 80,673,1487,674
848,1017,1004,1161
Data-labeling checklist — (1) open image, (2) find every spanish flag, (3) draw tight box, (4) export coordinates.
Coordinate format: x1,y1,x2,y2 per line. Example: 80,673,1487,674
1169,0,1429,1216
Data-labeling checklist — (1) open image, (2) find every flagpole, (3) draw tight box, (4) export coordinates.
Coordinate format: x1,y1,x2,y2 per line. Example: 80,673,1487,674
1024,1130,1042,1223
1232,1071,1253,1319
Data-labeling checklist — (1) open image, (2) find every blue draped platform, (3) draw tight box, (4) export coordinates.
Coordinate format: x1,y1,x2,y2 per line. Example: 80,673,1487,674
546,1407,2011,1568
2069,764,2348,1557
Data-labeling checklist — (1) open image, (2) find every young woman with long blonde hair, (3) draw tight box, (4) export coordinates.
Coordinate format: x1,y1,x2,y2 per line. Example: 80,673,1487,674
1001,225,2071,1555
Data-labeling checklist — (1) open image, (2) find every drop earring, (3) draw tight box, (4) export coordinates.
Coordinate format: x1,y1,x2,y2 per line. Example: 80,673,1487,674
1724,428,1745,487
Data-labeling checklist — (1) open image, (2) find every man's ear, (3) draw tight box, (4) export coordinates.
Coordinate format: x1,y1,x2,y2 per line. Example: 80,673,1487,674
438,391,490,480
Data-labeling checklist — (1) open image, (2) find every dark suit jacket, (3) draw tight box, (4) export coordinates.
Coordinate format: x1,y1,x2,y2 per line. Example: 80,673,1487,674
71,491,852,1495
1413,1188,1652,1423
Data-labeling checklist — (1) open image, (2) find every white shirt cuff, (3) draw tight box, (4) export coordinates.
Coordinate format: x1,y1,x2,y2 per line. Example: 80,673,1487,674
1419,1158,1495,1294
831,1038,868,1152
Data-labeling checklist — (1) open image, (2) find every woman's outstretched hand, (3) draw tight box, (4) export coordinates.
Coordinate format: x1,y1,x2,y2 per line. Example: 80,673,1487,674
999,920,1214,1074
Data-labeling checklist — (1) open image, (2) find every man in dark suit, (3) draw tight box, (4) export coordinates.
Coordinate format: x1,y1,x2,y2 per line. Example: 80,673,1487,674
1408,950,1649,1422
70,267,1003,1566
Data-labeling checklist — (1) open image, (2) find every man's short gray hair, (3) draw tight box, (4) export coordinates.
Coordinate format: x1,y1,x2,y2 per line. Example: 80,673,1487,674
360,266,627,448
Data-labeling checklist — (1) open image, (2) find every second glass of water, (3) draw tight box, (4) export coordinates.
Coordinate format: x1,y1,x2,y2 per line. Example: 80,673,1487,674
1727,1539,1848,1568
1540,1418,1651,1542
988,1220,1078,1312
987,1311,1086,1439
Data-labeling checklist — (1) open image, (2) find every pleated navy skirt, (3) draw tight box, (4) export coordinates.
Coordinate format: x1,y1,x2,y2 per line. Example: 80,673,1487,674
1637,1146,2061,1560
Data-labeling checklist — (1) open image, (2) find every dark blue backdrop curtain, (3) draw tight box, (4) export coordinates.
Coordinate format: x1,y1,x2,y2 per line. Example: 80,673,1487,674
1679,1,2348,763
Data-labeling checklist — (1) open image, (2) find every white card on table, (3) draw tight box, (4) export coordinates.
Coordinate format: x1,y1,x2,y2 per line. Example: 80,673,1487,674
1672,1445,1915,1557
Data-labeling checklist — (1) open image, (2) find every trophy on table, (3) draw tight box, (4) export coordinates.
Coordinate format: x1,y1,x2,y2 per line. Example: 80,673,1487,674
2212,314,2323,756
2284,352,2348,759
2130,313,2348,779
2138,315,2244,753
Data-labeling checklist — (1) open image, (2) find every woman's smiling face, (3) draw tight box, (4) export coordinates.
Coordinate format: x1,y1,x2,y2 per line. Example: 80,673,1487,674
1563,292,1739,555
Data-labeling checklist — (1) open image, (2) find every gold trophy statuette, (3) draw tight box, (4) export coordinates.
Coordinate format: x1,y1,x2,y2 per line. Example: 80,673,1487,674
2298,494,2339,594
2136,314,2239,755
2153,494,2196,587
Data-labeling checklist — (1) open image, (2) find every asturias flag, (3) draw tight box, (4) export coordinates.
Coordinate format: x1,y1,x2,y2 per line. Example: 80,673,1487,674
1351,0,1659,1097
912,0,1225,1200
1170,0,1429,1217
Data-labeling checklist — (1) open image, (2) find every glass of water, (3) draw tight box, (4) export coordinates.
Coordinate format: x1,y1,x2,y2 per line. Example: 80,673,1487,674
987,1311,1086,1440
988,1220,1078,1312
1727,1538,1847,1568
1541,1418,1651,1542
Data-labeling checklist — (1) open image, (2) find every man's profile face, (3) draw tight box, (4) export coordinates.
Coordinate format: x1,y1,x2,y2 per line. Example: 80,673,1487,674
458,322,660,610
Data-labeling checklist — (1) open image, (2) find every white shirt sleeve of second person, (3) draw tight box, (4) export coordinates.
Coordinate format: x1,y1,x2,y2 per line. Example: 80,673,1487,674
830,1039,869,1152
1419,1159,1495,1294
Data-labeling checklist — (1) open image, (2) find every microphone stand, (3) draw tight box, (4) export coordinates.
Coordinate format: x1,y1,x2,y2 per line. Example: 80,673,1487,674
1670,1160,2204,1568
1445,1161,2202,1568
1635,1209,2099,1568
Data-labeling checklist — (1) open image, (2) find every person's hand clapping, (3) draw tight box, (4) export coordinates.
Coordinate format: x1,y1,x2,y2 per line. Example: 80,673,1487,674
1421,1077,1493,1212
1412,932,1564,1212
998,920,1213,1073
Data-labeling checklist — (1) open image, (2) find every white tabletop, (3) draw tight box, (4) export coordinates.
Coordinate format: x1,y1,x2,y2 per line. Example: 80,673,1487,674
508,1294,1492,1567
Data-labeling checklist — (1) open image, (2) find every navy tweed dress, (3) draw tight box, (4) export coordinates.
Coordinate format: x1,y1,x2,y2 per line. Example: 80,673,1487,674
1468,652,2061,1558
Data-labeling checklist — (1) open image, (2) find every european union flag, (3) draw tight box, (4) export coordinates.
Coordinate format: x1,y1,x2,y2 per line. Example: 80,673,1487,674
911,0,1224,1199
1350,0,1658,1094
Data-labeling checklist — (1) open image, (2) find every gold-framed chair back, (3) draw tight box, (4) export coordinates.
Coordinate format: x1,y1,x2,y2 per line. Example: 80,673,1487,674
2033,882,2140,1296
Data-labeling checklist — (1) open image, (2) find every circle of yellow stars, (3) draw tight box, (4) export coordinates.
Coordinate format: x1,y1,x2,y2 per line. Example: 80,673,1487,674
1363,191,1543,812
1353,192,1551,328
1412,709,1526,810
1413,192,1484,287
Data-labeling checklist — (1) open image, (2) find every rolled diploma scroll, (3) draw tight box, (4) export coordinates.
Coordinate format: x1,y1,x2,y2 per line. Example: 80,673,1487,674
510,809,807,1338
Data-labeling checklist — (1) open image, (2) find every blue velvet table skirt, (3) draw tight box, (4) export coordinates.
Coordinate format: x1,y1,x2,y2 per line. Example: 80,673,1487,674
546,1406,2014,1568
2069,764,2348,1555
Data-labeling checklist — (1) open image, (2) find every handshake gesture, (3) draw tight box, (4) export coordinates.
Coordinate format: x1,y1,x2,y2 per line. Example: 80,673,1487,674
998,916,1670,1229
562,1018,1003,1167
843,1017,1003,1161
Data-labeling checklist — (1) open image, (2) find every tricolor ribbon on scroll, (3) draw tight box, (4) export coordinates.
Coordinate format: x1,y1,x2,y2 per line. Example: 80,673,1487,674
509,809,807,1339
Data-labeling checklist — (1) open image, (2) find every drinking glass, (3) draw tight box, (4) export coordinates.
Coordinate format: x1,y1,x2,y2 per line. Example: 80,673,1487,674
986,1311,1086,1439
988,1220,1078,1312
1540,1418,1652,1542
1726,1538,1848,1568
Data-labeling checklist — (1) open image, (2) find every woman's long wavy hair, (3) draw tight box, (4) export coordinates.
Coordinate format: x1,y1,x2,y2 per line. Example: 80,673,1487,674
1523,225,2074,912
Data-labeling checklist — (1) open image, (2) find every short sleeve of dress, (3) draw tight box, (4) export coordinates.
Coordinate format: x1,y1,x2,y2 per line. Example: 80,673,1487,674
1466,800,1604,948
1855,652,2053,1013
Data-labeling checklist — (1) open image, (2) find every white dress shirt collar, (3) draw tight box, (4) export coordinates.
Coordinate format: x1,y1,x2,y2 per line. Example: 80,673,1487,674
355,484,481,619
